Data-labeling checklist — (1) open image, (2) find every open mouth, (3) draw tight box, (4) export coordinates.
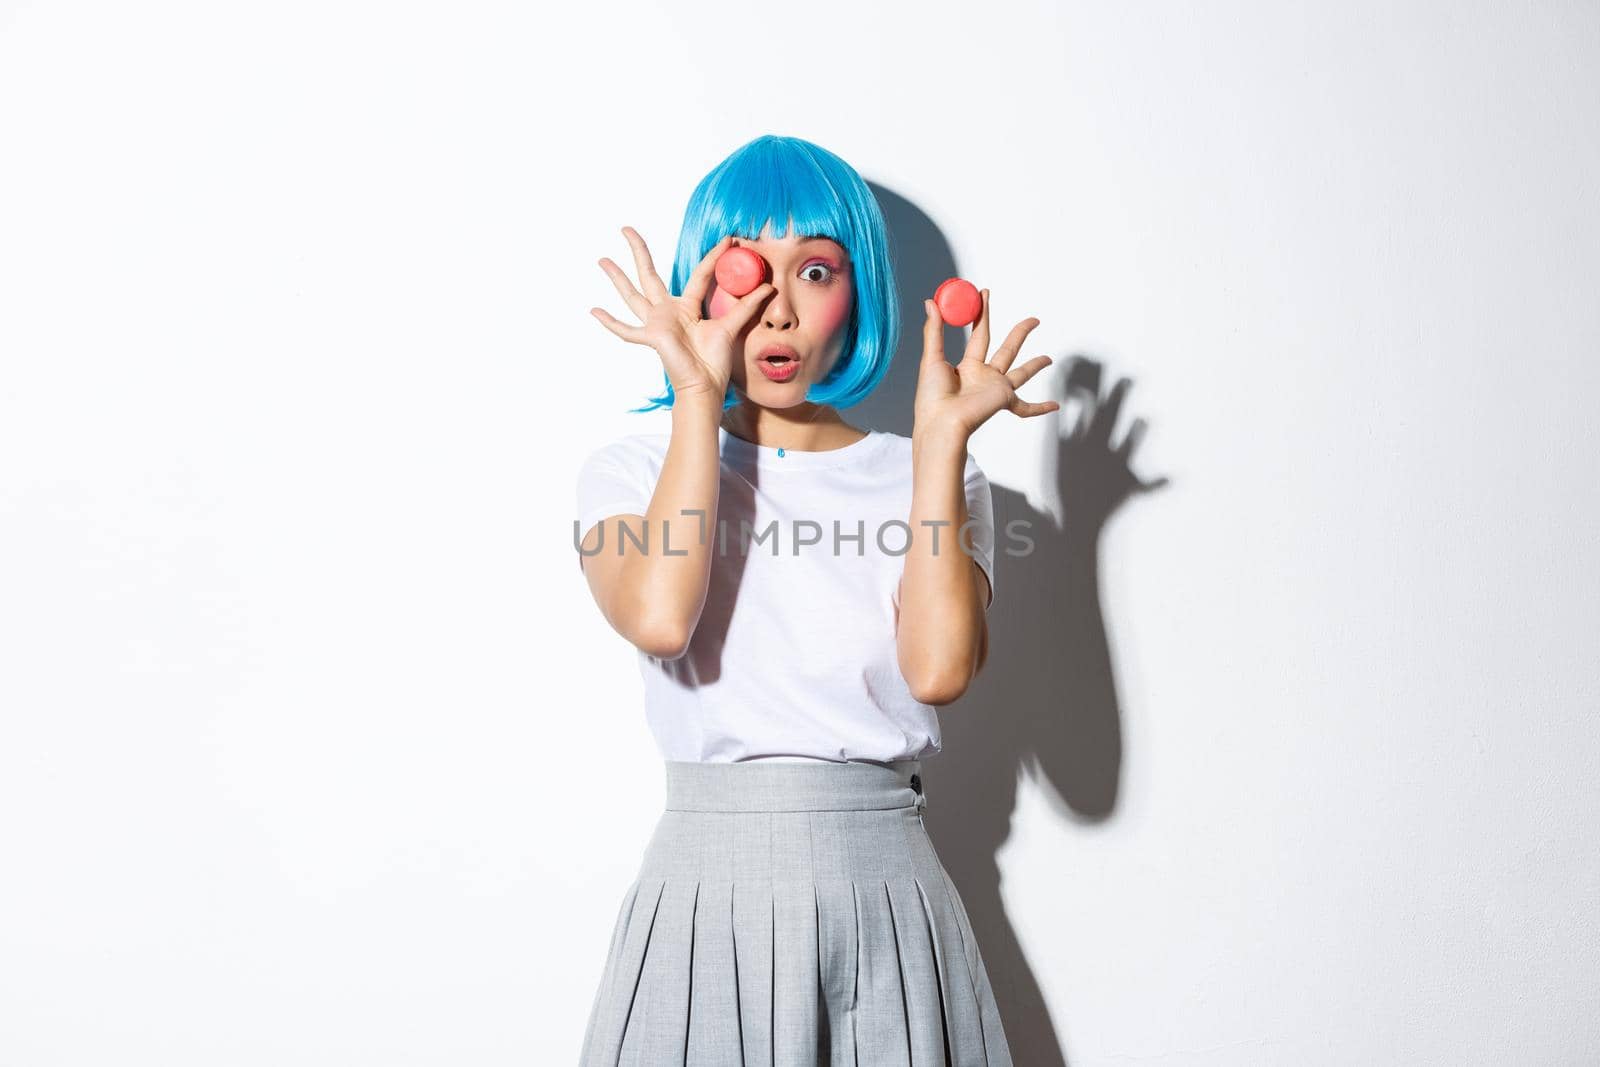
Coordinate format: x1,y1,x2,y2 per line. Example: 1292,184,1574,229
759,344,800,364
757,349,801,381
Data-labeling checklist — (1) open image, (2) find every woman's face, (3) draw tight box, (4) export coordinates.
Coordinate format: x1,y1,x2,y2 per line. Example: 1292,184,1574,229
704,224,853,404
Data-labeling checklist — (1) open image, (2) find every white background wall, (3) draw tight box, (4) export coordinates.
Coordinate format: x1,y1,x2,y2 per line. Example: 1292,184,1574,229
2,1,1596,1064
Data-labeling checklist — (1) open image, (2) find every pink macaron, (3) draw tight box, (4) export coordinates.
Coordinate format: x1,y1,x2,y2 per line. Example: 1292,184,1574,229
934,278,983,327
714,246,767,298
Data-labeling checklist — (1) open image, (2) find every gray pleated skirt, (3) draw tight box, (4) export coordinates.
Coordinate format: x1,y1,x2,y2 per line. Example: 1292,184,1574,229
577,758,1013,1066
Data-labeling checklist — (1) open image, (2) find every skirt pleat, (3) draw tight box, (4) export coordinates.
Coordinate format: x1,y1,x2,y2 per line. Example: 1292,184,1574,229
936,866,1014,1064
852,880,911,1065
620,878,699,1065
579,878,641,1059
814,880,858,1067
773,879,821,1065
730,879,773,1061
578,760,1012,1066
686,880,742,1065
883,878,948,1065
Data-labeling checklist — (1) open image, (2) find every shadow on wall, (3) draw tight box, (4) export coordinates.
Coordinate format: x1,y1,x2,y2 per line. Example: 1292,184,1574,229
861,182,1171,1067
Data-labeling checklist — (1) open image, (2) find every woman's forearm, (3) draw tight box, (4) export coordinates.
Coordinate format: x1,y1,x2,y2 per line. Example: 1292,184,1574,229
611,396,724,658
896,425,986,703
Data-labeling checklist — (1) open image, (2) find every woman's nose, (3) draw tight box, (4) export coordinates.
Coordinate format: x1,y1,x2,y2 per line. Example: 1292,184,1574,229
762,285,798,329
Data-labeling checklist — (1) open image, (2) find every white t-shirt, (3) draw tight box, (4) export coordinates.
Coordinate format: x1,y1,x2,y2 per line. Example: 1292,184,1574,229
573,426,996,764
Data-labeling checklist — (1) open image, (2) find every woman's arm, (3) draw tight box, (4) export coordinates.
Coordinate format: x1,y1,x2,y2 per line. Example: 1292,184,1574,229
581,226,777,659
897,287,1057,701
579,395,723,660
896,424,988,704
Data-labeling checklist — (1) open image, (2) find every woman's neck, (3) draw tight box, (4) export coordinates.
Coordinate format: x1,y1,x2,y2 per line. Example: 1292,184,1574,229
719,402,867,453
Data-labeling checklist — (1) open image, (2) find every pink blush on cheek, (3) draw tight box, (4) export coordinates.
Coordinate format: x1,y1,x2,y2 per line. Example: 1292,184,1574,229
813,287,852,340
706,285,738,319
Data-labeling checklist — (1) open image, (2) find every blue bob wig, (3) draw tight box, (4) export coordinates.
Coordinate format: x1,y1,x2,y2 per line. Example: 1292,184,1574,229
628,135,899,413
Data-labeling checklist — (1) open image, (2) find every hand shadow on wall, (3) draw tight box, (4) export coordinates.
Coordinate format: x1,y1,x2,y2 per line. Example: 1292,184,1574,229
857,183,1170,1066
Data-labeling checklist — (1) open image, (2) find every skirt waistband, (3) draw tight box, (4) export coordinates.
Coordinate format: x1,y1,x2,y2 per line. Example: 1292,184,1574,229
663,759,926,813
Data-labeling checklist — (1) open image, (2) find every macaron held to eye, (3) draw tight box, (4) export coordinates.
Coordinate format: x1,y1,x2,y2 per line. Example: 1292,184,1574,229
713,246,767,298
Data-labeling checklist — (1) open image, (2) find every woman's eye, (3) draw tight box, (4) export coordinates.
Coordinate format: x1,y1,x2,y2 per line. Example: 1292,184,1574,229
801,262,837,284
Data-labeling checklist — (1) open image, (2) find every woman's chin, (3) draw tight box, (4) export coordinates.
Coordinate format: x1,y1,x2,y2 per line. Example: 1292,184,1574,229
732,371,810,404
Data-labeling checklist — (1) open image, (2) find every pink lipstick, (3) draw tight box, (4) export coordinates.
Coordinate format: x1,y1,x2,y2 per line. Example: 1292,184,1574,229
757,344,801,383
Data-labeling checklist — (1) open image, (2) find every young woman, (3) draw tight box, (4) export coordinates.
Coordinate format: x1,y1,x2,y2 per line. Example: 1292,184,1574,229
573,135,1058,1066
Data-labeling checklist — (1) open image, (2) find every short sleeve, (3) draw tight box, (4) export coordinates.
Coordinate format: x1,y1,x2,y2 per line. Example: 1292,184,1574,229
963,455,996,613
575,439,653,568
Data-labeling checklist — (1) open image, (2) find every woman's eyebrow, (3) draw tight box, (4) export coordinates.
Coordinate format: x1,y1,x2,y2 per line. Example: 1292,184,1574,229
795,237,847,257
747,234,848,261
738,234,842,250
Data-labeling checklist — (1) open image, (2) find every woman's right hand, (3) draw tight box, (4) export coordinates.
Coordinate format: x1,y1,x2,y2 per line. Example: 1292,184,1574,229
590,227,775,405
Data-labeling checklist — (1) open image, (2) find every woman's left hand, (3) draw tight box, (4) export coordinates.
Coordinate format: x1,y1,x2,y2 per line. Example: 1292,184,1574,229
912,289,1061,441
